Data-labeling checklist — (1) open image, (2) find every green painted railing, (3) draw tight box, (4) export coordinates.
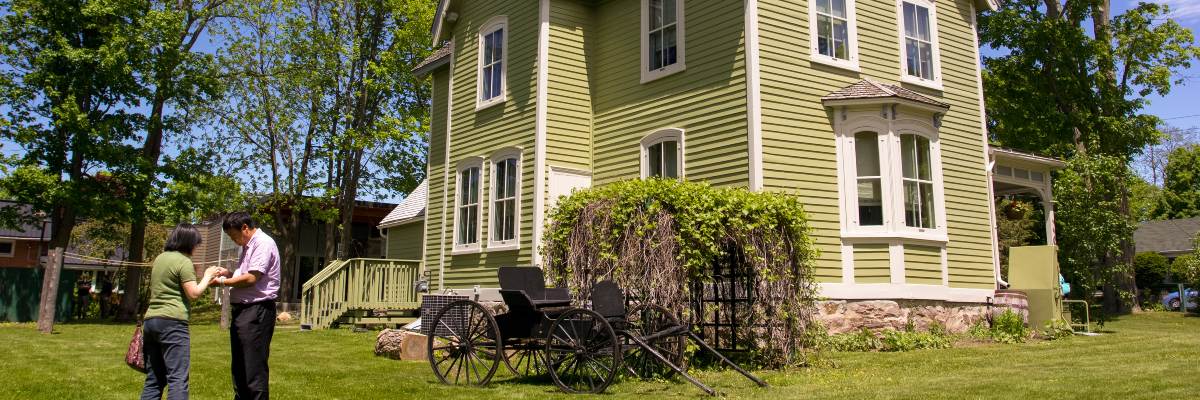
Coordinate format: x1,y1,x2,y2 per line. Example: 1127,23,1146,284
300,258,422,329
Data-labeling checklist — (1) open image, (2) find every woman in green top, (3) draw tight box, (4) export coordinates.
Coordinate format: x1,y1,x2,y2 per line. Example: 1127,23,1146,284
141,223,219,400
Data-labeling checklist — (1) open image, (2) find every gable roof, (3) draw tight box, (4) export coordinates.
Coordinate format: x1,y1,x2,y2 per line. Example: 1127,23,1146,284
1135,217,1200,256
821,79,950,110
414,42,454,77
379,180,428,228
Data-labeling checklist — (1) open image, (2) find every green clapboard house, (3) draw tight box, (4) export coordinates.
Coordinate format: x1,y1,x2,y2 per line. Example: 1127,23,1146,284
404,0,1012,312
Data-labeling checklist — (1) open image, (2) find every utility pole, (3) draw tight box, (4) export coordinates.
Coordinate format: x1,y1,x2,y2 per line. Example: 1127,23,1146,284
36,248,65,333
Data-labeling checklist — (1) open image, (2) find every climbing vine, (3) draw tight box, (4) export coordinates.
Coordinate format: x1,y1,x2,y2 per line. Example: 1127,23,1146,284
542,179,820,367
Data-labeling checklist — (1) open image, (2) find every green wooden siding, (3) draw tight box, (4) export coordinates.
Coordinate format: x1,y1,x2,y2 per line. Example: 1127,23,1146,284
387,222,425,261
904,244,943,285
435,0,540,289
590,0,749,188
757,0,995,288
854,244,891,284
425,68,449,291
547,0,594,172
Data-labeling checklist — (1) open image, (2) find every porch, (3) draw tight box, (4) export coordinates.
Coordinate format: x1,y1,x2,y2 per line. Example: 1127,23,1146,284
299,258,423,329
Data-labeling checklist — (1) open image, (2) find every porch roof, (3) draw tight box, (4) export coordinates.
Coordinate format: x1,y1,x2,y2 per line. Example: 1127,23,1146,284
379,180,427,229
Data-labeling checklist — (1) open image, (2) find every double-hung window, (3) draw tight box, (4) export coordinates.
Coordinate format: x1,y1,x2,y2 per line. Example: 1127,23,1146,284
455,162,482,251
477,17,507,109
900,134,935,229
641,0,685,82
898,0,941,88
837,114,945,241
810,0,858,70
488,150,521,250
641,129,684,179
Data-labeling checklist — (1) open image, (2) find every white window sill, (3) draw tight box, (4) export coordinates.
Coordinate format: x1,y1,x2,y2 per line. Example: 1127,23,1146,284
450,246,482,255
810,54,860,73
485,242,520,252
640,63,685,84
840,230,948,244
900,75,943,91
475,96,505,111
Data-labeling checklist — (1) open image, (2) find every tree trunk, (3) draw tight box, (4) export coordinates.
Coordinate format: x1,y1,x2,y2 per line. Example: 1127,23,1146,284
117,91,167,321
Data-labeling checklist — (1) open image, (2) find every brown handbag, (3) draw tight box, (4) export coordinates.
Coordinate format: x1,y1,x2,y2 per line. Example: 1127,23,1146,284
125,322,146,373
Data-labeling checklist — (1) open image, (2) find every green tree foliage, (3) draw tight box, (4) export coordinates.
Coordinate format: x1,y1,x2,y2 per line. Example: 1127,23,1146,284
0,0,145,248
1152,144,1200,219
980,0,1199,312
1128,176,1160,222
1133,252,1169,303
1054,155,1135,305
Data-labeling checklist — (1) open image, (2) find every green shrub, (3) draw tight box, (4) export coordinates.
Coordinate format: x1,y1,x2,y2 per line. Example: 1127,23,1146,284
1041,319,1074,340
822,325,953,352
990,309,1030,343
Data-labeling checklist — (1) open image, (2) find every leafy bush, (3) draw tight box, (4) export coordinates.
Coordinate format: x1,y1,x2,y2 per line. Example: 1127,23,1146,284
821,325,952,352
543,179,820,367
1040,319,1074,340
822,328,882,352
990,309,1030,344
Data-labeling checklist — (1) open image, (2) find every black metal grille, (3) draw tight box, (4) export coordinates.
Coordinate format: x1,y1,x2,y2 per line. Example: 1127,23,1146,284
420,294,469,336
688,248,756,353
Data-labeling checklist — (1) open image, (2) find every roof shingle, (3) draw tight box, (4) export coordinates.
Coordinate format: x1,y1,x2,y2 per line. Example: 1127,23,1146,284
379,180,427,228
821,79,950,109
1135,217,1200,256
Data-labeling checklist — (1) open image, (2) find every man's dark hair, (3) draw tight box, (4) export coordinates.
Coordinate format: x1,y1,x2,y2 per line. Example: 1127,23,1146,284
164,223,203,255
222,211,258,231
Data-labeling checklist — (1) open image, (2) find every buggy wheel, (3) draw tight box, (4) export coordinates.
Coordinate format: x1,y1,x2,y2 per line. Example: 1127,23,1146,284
545,308,621,394
625,304,686,379
503,340,547,377
427,300,502,386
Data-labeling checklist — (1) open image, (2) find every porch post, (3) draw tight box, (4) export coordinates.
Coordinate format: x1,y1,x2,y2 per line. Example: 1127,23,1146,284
1043,179,1056,246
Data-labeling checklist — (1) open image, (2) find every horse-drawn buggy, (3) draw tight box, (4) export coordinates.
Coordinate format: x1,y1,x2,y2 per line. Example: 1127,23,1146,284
425,266,766,395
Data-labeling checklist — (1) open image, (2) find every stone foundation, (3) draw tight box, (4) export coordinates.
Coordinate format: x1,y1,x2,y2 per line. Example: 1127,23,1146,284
816,299,990,334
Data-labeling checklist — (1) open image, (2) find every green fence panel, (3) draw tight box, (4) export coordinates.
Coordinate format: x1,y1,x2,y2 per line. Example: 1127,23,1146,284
0,267,76,322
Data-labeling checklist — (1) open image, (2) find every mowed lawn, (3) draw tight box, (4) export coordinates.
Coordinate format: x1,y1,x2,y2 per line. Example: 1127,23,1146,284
1,312,1197,400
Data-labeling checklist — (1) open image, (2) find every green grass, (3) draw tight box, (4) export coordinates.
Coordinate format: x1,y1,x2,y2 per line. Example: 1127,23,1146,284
1,312,1197,399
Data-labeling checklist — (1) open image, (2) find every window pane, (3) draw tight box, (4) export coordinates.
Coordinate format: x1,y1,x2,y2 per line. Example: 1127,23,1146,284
663,25,677,66
920,182,935,228
492,66,503,98
505,159,517,197
917,136,931,180
858,178,883,226
817,15,832,57
650,0,663,29
648,142,663,177
904,180,920,227
903,3,916,37
817,0,831,15
833,18,848,59
916,6,929,41
493,29,504,61
663,140,678,178
663,0,676,25
505,199,516,239
831,0,846,18
481,66,493,99
854,132,880,177
919,41,933,79
901,134,915,179
458,207,468,243
493,200,505,241
650,31,663,70
483,33,493,63
906,39,920,77
459,170,471,205
470,168,479,203
468,208,477,243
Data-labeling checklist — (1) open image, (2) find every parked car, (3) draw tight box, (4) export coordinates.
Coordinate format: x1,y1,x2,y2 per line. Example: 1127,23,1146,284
1163,289,1198,310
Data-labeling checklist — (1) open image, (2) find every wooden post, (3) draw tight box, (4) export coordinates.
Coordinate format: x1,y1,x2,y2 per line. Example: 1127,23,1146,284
36,248,65,334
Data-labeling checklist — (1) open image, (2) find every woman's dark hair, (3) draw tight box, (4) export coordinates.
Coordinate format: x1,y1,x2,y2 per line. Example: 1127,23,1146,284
222,211,258,231
164,223,203,255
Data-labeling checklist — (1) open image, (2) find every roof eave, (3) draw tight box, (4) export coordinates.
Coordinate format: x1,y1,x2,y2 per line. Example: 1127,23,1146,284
378,215,425,229
431,0,451,45
821,97,950,113
413,53,451,77
991,148,1067,170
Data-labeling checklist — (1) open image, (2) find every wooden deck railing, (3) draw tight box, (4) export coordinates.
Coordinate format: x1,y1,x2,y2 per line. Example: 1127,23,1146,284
300,258,422,329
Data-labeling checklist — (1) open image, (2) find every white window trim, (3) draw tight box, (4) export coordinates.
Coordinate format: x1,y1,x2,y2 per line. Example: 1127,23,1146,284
486,148,523,251
0,239,13,257
896,0,942,90
835,106,947,243
452,158,484,254
640,128,686,180
476,16,508,111
808,0,860,72
640,0,686,83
